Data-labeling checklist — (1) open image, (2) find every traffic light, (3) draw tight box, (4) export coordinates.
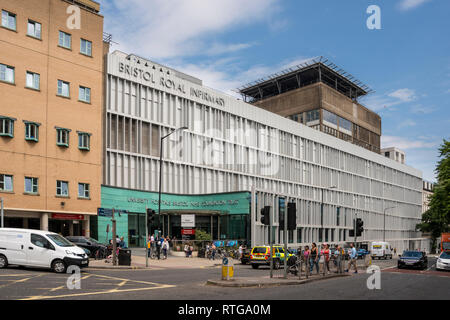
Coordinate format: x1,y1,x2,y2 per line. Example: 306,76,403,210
260,206,270,225
287,202,297,231
146,208,156,228
356,218,364,237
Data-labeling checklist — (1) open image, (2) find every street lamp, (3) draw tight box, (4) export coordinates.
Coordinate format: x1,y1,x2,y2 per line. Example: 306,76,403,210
383,206,395,242
158,126,188,235
320,185,337,241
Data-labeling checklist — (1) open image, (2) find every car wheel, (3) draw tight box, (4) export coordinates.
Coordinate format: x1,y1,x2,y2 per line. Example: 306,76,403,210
251,264,259,269
51,259,67,273
0,255,8,269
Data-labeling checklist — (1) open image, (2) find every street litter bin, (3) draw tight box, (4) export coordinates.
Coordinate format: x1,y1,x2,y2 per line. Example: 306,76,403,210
118,249,131,266
198,248,205,258
221,257,234,280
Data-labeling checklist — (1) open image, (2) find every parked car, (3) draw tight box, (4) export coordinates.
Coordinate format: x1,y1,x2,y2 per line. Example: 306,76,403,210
398,251,428,270
436,251,450,271
249,245,294,269
0,228,89,273
357,248,370,259
65,236,106,258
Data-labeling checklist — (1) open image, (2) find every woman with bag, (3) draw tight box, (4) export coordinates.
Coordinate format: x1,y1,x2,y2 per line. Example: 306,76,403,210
309,243,320,274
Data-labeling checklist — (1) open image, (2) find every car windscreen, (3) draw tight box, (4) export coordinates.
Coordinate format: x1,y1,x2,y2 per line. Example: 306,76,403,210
440,252,450,259
46,234,74,247
88,238,101,244
252,247,267,254
402,251,422,258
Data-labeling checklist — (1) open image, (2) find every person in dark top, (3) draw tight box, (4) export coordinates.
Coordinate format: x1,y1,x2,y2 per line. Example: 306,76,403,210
310,243,320,274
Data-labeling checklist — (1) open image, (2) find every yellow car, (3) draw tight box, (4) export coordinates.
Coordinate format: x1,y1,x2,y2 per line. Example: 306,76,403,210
250,245,294,269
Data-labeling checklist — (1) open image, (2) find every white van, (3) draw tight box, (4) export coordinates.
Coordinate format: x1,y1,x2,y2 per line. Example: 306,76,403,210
0,228,89,273
370,241,393,260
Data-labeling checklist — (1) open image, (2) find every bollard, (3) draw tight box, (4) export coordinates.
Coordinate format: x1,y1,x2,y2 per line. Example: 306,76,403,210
221,257,234,281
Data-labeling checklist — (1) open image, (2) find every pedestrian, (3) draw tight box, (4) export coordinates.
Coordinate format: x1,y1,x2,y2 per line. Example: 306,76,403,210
211,243,217,260
147,237,152,258
119,236,126,248
334,244,343,273
323,243,331,274
310,243,320,274
394,248,397,255
184,243,189,258
162,238,169,259
303,246,311,272
239,243,244,260
345,243,358,274
155,236,161,260
189,243,194,258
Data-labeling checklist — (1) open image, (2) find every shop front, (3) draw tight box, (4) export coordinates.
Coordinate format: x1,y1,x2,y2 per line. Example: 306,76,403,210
95,186,251,247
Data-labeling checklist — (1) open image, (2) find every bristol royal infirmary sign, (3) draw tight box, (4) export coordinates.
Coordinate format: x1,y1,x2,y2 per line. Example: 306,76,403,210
118,62,225,107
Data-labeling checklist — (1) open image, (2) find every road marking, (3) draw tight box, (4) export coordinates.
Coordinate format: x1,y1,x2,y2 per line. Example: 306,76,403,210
20,284,176,300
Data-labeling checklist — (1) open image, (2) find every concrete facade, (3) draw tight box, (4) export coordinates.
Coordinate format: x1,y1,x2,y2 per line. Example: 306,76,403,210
0,0,104,236
101,51,429,253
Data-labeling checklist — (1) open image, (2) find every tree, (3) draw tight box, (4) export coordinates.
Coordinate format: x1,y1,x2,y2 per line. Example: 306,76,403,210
195,230,212,241
417,139,450,252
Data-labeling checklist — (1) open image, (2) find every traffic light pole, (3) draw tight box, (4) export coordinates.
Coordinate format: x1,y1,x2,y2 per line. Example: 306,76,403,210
145,207,149,268
284,203,288,279
112,208,117,266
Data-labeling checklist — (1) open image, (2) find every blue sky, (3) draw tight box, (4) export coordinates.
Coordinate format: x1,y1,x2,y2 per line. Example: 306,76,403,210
100,0,449,182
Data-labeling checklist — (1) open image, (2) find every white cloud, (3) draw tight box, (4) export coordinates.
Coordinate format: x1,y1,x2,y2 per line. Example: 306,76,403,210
103,0,279,59
399,0,432,11
388,88,416,102
398,119,416,128
381,135,439,150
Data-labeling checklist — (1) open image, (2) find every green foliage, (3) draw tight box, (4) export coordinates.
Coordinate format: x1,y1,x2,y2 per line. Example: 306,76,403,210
195,230,212,241
417,139,450,250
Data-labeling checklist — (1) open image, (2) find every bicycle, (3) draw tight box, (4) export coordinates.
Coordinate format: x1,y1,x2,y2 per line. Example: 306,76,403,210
94,246,108,260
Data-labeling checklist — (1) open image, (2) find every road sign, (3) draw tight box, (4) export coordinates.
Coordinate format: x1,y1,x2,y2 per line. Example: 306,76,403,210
181,214,195,228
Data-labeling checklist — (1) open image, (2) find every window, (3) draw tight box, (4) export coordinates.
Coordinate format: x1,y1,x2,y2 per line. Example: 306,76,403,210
80,39,92,56
26,71,40,90
78,183,90,199
57,80,70,97
31,234,48,248
0,174,13,192
78,132,91,151
0,63,14,83
1,10,16,30
27,20,41,39
58,31,71,49
0,116,15,137
24,121,40,141
56,127,70,147
385,152,390,158
323,109,338,128
306,109,320,123
56,180,69,197
338,116,352,135
24,177,38,194
79,86,91,103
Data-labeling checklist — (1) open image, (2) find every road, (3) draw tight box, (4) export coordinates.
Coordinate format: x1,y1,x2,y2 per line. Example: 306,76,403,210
0,257,449,300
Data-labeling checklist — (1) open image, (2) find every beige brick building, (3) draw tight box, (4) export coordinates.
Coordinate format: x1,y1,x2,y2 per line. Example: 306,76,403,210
0,0,104,236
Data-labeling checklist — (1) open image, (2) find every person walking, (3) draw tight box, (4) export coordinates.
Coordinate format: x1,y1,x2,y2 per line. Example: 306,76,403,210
346,243,358,273
310,243,320,274
238,244,244,260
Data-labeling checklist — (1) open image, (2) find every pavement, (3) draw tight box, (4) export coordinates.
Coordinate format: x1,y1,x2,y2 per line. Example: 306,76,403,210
206,273,350,287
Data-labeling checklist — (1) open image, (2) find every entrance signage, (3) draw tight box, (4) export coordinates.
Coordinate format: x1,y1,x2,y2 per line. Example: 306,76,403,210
52,213,84,220
97,208,128,217
181,215,195,228
118,61,225,107
181,228,195,235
